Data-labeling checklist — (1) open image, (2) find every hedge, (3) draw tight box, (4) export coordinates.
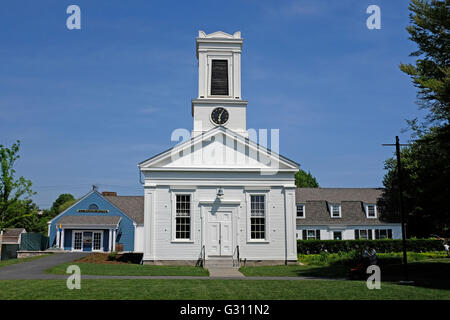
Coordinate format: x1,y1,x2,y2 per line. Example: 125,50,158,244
296,239,444,254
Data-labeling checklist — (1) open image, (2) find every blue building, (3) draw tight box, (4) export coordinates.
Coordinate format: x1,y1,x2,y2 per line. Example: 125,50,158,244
47,190,144,252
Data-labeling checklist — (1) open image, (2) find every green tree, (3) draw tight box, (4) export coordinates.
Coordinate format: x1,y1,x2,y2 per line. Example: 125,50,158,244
0,141,35,231
378,129,450,237
380,1,450,237
49,193,75,217
295,169,319,188
399,0,450,129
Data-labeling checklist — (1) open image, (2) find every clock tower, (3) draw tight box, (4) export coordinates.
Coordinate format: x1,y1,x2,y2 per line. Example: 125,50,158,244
192,30,248,137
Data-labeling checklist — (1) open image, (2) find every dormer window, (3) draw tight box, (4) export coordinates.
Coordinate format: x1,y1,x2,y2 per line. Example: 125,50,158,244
330,204,341,218
211,60,229,96
296,204,305,218
365,204,377,218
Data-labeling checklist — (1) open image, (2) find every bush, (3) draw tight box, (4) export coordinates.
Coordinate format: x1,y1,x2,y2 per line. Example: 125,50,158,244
298,251,447,267
107,251,118,261
297,239,444,254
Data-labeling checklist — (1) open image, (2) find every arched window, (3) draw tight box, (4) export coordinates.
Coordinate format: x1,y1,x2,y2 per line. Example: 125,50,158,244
88,204,99,210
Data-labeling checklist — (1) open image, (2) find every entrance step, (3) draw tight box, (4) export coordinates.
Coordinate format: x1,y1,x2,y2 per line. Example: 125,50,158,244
205,258,236,268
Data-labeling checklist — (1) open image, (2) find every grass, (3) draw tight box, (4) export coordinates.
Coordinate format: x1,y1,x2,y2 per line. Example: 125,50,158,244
0,254,51,268
0,279,449,300
240,253,450,292
46,262,209,276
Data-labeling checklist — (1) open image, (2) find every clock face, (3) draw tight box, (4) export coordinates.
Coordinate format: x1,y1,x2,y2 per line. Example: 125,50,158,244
211,107,229,125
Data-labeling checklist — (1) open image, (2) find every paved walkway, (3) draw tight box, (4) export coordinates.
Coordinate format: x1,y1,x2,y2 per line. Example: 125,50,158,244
0,252,88,280
207,267,245,278
0,254,345,281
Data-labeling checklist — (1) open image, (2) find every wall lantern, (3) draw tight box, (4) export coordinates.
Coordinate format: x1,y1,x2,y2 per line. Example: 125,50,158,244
217,187,224,198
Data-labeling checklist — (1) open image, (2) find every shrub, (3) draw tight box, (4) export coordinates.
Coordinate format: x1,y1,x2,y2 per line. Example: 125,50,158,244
296,239,443,254
107,251,118,261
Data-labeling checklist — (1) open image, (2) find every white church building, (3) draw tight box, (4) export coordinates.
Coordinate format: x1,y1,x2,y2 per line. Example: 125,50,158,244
47,31,401,259
138,31,300,265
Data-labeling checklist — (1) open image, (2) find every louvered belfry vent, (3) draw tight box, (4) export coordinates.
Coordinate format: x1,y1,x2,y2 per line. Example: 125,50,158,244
211,59,229,95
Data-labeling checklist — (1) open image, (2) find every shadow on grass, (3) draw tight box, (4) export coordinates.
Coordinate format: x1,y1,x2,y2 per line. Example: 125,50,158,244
379,260,450,291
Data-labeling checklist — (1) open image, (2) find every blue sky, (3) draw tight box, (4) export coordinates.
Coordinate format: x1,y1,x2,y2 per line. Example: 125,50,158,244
0,0,422,208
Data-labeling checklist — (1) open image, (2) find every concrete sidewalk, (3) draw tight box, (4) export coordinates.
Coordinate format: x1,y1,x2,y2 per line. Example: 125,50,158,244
207,267,245,278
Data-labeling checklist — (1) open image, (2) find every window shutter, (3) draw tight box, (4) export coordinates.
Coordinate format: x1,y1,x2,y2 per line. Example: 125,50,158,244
375,229,380,239
316,230,320,240
368,229,373,240
211,60,229,95
302,230,307,240
354,229,359,240
388,229,392,239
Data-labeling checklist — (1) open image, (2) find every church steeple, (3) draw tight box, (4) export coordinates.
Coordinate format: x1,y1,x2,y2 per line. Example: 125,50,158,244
192,30,248,137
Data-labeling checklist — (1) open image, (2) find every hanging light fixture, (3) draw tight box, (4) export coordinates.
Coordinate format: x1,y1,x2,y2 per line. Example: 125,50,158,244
217,187,224,198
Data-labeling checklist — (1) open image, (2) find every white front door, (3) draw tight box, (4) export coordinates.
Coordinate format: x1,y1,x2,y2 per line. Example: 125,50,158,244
207,211,233,256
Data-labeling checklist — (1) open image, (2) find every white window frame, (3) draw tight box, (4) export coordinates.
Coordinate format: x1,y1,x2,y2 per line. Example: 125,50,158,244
296,203,305,219
171,192,194,243
329,203,342,218
72,231,83,251
333,231,343,240
246,192,269,243
207,54,233,98
307,229,317,240
71,230,104,252
92,231,103,252
365,203,377,218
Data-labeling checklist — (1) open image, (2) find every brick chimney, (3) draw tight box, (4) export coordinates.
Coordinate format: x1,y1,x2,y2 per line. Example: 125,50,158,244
102,191,117,197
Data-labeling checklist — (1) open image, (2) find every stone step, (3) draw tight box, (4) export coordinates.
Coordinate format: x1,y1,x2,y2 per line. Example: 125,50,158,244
205,259,237,268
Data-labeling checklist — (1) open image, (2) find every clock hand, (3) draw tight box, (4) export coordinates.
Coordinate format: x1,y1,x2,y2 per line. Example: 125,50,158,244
218,110,224,123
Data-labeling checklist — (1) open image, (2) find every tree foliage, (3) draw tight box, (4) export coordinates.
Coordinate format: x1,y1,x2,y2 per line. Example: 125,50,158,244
380,1,450,237
295,169,319,188
378,128,450,237
0,141,35,231
399,0,450,129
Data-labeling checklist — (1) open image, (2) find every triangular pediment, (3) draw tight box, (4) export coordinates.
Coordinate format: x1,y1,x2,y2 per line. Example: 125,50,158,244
198,30,241,39
138,127,299,173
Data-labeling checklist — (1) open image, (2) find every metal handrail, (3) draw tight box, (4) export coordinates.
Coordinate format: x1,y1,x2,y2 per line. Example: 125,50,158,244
232,245,240,268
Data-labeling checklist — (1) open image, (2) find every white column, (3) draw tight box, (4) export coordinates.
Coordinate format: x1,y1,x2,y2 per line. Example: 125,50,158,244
56,228,60,248
108,229,112,252
284,187,298,262
60,229,65,249
112,229,117,252
143,186,155,262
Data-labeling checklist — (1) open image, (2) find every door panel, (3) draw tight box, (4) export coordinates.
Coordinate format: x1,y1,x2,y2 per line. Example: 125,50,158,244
208,222,220,256
82,232,92,252
73,232,82,251
207,210,233,257
220,222,232,255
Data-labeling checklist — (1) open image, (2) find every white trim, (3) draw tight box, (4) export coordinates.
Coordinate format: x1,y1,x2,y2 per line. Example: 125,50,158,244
138,126,300,171
171,191,194,242
207,55,233,98
71,230,105,252
198,199,241,205
245,191,270,243
72,231,83,251
364,203,377,219
296,203,305,219
329,203,342,218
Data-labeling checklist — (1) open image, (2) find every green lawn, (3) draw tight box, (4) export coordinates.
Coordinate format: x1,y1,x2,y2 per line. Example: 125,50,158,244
46,262,209,276
240,258,450,292
0,254,51,268
0,279,448,300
